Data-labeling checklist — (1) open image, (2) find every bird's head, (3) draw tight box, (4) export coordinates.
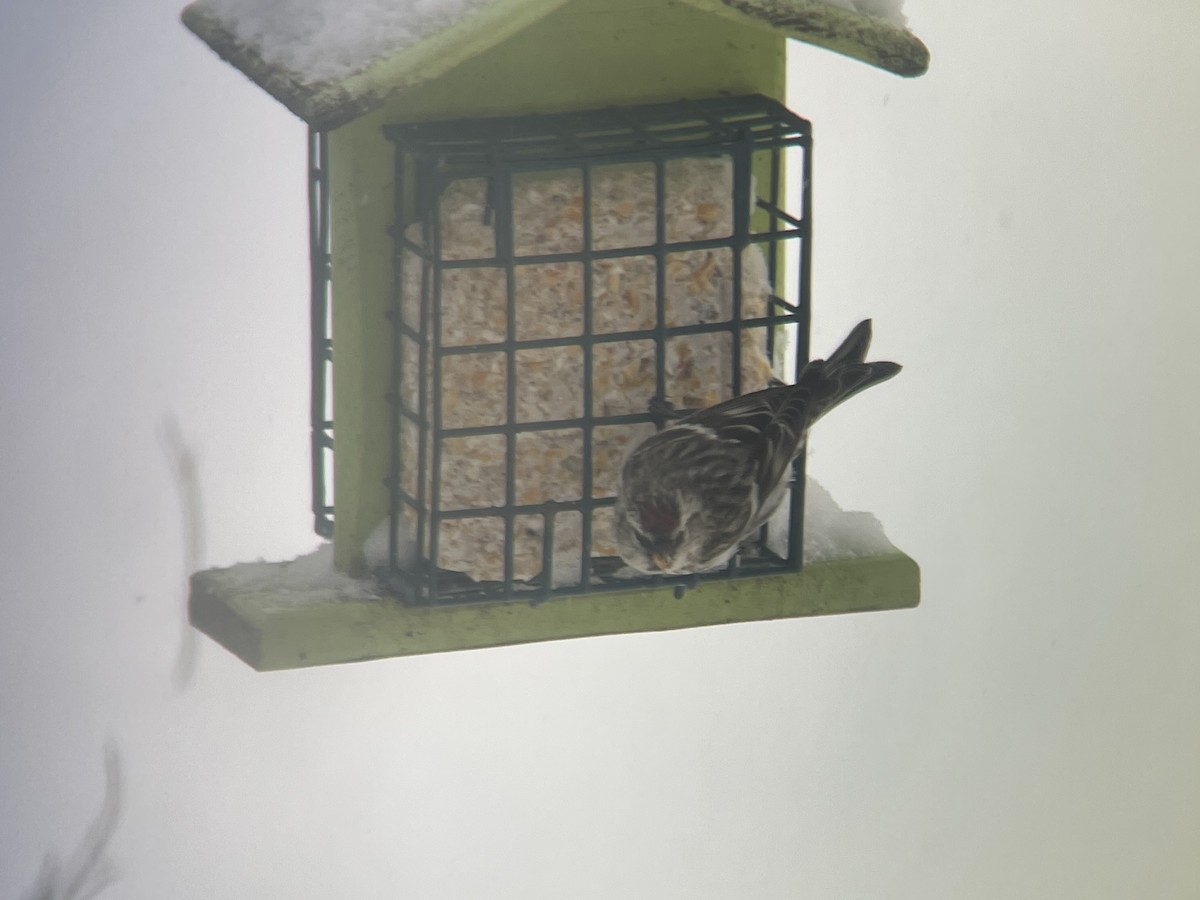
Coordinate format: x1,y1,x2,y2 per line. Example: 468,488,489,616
614,493,697,575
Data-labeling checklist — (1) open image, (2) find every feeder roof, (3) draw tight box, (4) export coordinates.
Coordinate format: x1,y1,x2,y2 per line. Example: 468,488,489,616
182,0,928,130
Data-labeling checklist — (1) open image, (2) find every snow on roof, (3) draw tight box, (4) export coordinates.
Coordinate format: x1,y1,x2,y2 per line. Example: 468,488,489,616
182,0,927,129
822,0,906,27
196,0,503,84
191,0,907,84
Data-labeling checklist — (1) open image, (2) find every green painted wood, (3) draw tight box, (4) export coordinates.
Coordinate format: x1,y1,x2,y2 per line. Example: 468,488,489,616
329,0,788,573
190,552,920,671
327,123,394,575
364,0,788,124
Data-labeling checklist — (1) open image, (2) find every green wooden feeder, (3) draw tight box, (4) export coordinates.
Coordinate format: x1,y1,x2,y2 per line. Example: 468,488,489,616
182,0,927,671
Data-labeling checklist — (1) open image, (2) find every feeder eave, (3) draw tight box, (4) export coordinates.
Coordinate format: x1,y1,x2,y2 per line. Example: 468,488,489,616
683,0,928,76
181,4,373,130
180,0,577,131
181,0,927,130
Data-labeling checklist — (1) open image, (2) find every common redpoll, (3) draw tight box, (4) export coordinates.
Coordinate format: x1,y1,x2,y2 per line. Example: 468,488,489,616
614,319,900,575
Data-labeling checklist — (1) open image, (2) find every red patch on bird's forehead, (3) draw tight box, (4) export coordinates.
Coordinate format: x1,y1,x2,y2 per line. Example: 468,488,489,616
640,508,679,534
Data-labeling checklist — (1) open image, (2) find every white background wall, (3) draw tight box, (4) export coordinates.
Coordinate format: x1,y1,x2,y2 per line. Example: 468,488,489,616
2,1,1197,897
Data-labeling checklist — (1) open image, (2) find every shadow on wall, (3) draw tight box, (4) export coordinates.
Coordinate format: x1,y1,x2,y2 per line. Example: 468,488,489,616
21,745,122,900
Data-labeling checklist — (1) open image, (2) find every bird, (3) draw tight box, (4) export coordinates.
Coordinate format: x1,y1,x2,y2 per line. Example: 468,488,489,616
613,319,900,575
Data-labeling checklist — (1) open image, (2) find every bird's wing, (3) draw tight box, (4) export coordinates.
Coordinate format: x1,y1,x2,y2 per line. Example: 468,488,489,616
679,385,810,499
676,320,900,498
676,321,902,496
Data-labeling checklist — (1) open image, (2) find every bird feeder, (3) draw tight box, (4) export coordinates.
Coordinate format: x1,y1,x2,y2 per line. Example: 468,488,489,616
182,0,927,670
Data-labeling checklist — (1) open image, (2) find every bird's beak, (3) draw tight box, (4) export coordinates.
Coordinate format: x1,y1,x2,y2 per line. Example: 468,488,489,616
651,553,670,572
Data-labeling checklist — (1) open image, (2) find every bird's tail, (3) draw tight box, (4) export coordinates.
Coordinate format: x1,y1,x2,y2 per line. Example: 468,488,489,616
797,319,901,422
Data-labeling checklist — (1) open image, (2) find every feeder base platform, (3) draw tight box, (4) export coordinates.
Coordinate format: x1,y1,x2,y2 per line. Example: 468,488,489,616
190,552,919,671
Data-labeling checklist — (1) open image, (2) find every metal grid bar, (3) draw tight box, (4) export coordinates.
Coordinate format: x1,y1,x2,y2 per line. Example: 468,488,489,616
380,95,812,605
579,164,596,592
764,146,782,364
427,167,448,601
384,96,809,165
406,139,810,181
788,134,815,566
426,228,805,269
377,551,804,608
307,127,335,539
415,171,435,583
422,315,800,357
386,141,406,571
497,167,518,595
730,130,751,398
652,159,667,411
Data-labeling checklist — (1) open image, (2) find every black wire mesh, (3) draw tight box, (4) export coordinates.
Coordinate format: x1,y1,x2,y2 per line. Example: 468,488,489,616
308,127,335,539
377,95,812,604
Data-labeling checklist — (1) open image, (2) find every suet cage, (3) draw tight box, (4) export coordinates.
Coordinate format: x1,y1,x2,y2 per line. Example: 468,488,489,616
311,94,815,605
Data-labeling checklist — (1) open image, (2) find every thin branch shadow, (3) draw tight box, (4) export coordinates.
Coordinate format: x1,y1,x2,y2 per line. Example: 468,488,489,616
23,744,122,900
159,415,206,690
